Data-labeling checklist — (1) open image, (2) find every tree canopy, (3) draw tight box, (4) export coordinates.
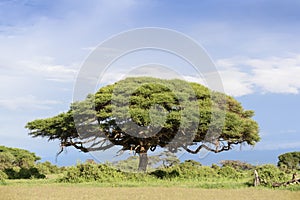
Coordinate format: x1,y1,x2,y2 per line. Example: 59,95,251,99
277,151,300,170
0,145,41,170
0,145,46,179
26,77,260,171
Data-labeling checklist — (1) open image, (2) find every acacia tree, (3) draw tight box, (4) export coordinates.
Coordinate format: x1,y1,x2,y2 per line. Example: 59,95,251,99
26,77,260,171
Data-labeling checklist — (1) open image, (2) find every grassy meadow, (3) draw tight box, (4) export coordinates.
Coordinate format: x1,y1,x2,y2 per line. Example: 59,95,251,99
1,176,300,200
1,183,299,200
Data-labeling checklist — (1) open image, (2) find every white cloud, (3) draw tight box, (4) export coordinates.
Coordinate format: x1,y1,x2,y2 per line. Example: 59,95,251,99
18,58,78,82
254,141,300,151
279,129,298,134
183,75,206,86
0,95,61,110
0,0,144,82
216,54,300,96
249,56,300,94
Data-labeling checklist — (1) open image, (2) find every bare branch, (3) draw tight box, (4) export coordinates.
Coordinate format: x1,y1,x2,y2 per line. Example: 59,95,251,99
183,143,231,154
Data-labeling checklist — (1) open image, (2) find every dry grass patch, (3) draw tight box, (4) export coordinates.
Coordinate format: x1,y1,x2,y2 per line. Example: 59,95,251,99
0,186,299,200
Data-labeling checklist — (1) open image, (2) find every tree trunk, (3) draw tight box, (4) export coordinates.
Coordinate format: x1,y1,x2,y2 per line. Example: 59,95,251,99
254,170,260,187
138,152,148,172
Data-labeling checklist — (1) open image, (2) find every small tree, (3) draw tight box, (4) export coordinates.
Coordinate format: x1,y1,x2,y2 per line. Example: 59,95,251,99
255,164,288,186
220,160,254,171
0,146,44,179
278,151,300,170
26,77,260,171
0,146,40,169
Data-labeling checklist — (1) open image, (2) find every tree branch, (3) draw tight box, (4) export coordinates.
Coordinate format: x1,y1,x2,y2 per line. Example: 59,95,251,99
183,143,231,154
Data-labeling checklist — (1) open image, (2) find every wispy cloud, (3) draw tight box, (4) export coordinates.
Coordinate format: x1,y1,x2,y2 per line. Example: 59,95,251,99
0,95,61,110
279,129,298,134
18,58,78,82
216,54,300,96
254,141,300,151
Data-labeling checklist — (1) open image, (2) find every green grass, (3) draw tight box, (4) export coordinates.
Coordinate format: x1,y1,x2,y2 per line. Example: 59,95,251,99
1,175,299,200
0,185,299,200
2,175,299,189
2,177,246,187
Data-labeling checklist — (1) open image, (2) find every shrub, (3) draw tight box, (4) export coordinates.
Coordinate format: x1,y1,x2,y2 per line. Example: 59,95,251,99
4,167,20,179
19,167,46,179
197,166,218,179
150,169,179,179
0,170,8,183
59,163,126,183
124,171,153,182
218,166,244,179
211,164,220,170
4,167,45,179
255,164,288,186
220,160,254,171
36,161,61,175
150,161,218,180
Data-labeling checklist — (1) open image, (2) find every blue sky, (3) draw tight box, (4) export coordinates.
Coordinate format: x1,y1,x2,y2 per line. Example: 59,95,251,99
0,0,299,166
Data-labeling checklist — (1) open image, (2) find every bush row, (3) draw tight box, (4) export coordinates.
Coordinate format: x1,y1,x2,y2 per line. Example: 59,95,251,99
1,158,297,188
149,160,247,180
58,161,298,187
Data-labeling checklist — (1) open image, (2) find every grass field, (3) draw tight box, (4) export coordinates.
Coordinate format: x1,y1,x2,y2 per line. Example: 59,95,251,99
1,178,300,200
1,172,300,200
1,185,299,200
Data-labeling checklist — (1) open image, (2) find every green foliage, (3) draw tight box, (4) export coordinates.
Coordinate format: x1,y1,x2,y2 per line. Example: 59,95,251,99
151,160,220,180
57,158,263,184
59,162,126,183
182,159,202,167
0,146,41,169
211,163,220,170
150,169,180,179
278,151,300,171
194,166,218,179
218,166,245,179
43,157,296,190
0,170,8,184
150,160,251,181
0,151,15,170
3,166,45,179
25,112,77,141
0,170,8,185
36,161,61,175
171,160,204,179
0,146,45,179
17,167,45,179
220,160,254,171
255,164,289,186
